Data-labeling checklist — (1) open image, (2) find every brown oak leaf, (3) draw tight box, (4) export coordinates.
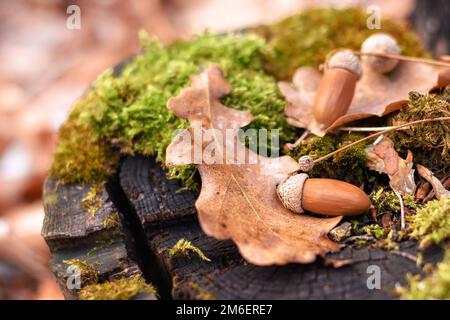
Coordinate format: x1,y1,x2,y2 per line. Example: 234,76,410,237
280,62,444,136
416,164,450,200
434,68,450,90
365,136,416,196
166,64,342,266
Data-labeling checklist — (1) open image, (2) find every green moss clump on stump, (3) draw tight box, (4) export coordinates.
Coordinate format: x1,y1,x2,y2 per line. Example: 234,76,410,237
397,249,450,300
397,198,450,300
78,275,157,300
50,33,296,189
391,87,450,174
408,197,450,248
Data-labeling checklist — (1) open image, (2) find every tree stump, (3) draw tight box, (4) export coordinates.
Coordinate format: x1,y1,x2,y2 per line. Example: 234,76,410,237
42,4,449,297
42,155,443,299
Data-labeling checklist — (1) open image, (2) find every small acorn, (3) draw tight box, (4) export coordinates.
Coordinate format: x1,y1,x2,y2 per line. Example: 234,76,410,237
313,50,362,127
361,33,401,73
277,173,371,216
298,155,315,172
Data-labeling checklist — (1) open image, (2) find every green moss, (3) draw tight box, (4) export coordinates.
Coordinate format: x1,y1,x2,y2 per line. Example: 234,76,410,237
50,102,119,184
288,132,368,185
43,193,58,207
103,212,120,229
164,239,211,262
370,188,417,214
349,189,418,246
359,224,385,239
397,247,450,299
82,184,103,216
254,7,427,80
189,282,215,300
352,219,400,250
376,230,400,250
87,240,115,256
51,32,296,188
408,197,450,248
63,259,99,285
391,89,450,173
78,275,157,300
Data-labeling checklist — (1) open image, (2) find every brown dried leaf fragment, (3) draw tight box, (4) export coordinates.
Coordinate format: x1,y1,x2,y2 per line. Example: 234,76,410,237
415,181,432,201
417,164,450,200
324,257,353,268
280,62,444,136
436,68,450,89
365,137,416,196
166,64,341,266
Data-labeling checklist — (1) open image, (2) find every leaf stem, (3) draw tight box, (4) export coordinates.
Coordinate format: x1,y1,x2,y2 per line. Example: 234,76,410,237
313,117,450,164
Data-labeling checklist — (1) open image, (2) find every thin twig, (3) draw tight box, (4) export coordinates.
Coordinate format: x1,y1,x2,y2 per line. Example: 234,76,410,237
394,191,405,230
391,250,418,263
313,117,450,164
338,126,410,132
285,130,310,150
344,235,376,244
354,51,450,68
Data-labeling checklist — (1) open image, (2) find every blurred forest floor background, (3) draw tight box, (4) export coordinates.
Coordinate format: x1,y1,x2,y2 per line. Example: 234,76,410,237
0,0,443,299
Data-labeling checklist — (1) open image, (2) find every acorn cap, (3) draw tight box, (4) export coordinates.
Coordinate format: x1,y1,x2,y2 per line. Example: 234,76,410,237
298,155,315,172
361,33,401,73
326,50,362,79
276,173,309,214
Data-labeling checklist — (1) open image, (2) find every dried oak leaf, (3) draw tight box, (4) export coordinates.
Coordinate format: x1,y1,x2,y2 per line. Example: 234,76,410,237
416,164,450,200
166,64,342,266
365,136,416,196
279,62,444,136
435,68,450,90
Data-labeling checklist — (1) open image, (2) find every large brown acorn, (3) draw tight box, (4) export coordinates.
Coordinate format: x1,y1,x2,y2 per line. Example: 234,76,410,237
313,50,362,127
277,173,371,217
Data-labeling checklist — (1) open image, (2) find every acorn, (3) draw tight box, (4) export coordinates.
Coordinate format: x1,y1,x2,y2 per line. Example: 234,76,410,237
277,173,371,216
298,155,315,172
361,33,401,73
313,50,362,127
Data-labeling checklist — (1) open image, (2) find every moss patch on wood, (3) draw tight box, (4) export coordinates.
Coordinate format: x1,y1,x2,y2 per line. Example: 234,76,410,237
77,275,157,300
87,240,115,256
43,192,58,207
391,87,450,174
103,212,120,229
81,184,104,216
63,259,99,285
50,32,296,188
397,198,450,299
164,239,211,262
189,282,215,300
50,105,119,184
408,197,450,248
397,247,450,299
